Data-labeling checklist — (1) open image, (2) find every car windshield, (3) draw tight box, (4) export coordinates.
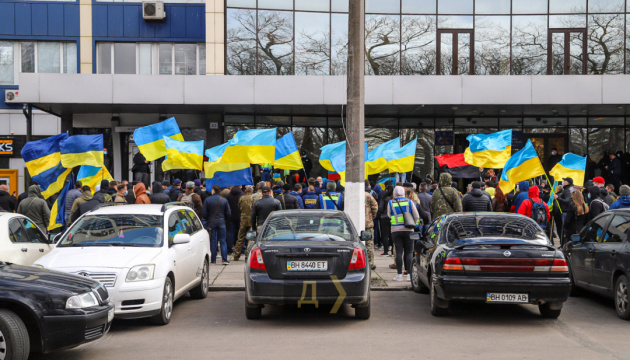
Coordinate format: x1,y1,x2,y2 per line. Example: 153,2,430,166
58,215,164,247
261,213,355,241
444,216,546,243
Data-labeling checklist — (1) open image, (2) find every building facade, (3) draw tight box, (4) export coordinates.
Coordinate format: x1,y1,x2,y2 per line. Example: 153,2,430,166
2,0,630,191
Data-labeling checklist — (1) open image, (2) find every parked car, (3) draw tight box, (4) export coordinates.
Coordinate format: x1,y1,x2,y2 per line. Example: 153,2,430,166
0,262,113,360
35,203,210,325
411,213,571,318
0,212,53,265
563,210,630,320
244,210,372,320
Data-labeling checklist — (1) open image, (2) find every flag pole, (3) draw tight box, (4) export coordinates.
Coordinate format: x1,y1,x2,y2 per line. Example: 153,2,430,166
543,173,563,214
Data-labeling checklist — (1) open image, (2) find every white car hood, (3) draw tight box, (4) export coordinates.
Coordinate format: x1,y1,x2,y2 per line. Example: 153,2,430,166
35,246,163,270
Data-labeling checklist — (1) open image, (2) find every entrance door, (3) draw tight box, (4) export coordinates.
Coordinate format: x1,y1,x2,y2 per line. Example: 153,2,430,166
128,142,155,185
524,134,568,171
437,30,474,75
548,29,586,75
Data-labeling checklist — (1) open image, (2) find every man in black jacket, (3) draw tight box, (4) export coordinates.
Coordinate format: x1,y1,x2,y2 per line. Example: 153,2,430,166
251,186,282,231
588,186,609,220
275,184,299,210
462,181,492,212
132,152,150,188
149,181,170,204
0,184,17,212
226,186,243,255
169,179,183,202
71,191,104,223
202,185,231,265
607,152,622,192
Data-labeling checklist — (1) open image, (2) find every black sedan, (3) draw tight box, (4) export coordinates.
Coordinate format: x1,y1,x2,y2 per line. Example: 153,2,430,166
410,213,571,318
563,209,630,320
0,262,113,359
244,210,372,320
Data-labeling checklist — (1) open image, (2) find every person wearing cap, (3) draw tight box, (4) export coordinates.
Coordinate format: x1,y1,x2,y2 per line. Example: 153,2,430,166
162,180,172,195
275,184,300,210
592,176,613,205
319,181,344,210
149,181,170,204
272,180,284,195
610,185,630,210
233,185,255,261
177,181,203,215
97,180,113,203
169,179,183,202
251,186,282,231
202,185,232,265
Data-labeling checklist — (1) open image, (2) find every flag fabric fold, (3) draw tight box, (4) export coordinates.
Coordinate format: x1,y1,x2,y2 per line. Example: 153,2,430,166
464,129,512,168
77,165,114,192
319,141,346,172
204,161,253,188
222,128,276,164
498,139,546,194
133,118,185,161
60,134,104,168
328,142,368,186
274,132,303,170
435,153,480,179
366,138,400,175
21,133,71,199
162,137,204,171
549,153,587,187
48,175,74,231
386,137,417,173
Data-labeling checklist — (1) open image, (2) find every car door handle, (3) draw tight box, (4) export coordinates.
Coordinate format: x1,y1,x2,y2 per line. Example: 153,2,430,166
21,248,27,252
39,248,44,252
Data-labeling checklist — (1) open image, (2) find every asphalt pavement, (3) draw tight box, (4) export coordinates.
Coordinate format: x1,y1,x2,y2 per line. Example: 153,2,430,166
32,288,630,360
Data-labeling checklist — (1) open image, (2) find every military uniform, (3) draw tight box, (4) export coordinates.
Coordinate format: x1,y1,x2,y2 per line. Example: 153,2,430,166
365,192,378,268
233,194,253,260
252,192,263,205
430,173,463,218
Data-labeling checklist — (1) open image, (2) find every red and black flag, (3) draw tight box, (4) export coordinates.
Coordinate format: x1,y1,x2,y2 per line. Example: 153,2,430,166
435,153,480,179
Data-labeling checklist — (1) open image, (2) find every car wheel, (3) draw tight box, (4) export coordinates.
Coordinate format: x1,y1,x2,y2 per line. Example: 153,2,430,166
190,260,209,299
411,259,429,294
355,293,371,320
430,279,448,317
615,275,630,320
0,309,30,360
245,298,262,320
539,302,562,319
152,277,174,325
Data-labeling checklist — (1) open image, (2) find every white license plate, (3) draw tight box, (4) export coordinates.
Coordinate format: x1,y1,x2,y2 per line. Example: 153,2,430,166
107,308,115,322
486,293,529,303
287,260,328,271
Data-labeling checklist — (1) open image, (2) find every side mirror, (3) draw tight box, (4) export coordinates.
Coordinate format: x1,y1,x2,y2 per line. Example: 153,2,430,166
172,234,191,245
360,231,372,241
570,234,581,244
48,233,61,244
246,231,257,241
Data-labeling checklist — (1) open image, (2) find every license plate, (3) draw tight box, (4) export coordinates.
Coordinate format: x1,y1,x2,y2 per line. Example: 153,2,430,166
486,293,529,303
107,308,115,322
287,260,328,271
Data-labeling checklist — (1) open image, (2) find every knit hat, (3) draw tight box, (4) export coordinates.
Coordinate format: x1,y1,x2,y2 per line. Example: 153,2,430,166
193,179,201,187
326,181,337,191
620,185,630,196
593,176,605,184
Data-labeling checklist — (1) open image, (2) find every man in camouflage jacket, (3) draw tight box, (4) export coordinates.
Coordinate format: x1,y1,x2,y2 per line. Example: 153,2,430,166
365,192,378,270
430,173,462,218
233,185,254,261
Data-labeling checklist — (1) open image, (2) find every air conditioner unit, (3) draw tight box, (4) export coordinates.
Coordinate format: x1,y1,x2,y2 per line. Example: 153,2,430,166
143,1,166,20
4,90,20,103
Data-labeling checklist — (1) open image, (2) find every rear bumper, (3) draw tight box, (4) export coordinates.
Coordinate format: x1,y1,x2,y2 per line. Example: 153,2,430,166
246,271,369,306
436,275,571,303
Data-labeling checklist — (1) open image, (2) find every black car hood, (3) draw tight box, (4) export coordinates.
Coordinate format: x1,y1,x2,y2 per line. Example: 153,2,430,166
0,263,97,295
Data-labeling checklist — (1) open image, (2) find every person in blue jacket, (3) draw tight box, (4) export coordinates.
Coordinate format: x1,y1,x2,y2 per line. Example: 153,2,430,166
610,185,630,209
290,184,305,209
319,181,344,210
303,186,320,209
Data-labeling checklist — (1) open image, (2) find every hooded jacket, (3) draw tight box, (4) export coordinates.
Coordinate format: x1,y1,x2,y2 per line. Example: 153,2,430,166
511,181,530,213
16,185,50,232
226,187,243,222
387,186,420,233
0,190,17,212
149,184,170,204
134,183,151,204
610,195,630,210
462,188,493,212
517,186,550,220
71,192,105,223
588,186,608,219
599,187,614,206
430,173,463,218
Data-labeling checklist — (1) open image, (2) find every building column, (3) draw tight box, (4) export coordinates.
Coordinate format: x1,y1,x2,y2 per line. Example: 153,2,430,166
60,114,73,135
79,0,93,73
205,0,225,75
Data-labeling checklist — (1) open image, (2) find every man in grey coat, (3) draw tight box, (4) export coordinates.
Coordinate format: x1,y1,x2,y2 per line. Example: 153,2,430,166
17,185,50,232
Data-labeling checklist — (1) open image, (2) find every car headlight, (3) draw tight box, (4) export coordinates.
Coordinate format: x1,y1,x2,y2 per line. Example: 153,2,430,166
126,265,155,282
66,292,99,309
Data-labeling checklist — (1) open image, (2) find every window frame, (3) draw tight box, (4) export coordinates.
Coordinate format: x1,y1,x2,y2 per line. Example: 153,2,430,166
19,41,77,75
97,42,206,75
436,28,475,75
547,28,588,75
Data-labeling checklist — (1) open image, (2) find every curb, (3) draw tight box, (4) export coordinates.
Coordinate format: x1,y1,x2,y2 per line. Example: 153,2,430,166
208,286,411,292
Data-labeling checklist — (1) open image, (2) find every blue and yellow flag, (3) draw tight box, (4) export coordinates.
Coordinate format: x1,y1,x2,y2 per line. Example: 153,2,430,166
133,118,185,161
386,137,417,173
498,140,546,194
549,153,587,187
222,128,276,165
205,143,229,162
319,141,346,172
60,134,104,168
48,175,74,231
366,138,400,175
162,136,204,171
328,142,369,186
274,132,303,170
77,165,114,192
21,133,72,199
464,129,512,168
203,143,253,188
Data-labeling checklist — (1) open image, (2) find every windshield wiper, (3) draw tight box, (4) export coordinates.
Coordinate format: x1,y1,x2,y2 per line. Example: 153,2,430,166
108,243,137,247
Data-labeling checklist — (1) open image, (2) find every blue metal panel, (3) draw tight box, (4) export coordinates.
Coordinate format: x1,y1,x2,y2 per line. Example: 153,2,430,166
138,19,156,38
48,4,64,36
15,3,31,36
92,5,108,37
169,6,185,38
0,3,15,35
185,6,203,39
107,5,124,37
64,4,79,37
31,3,48,36
123,5,140,37
153,10,171,38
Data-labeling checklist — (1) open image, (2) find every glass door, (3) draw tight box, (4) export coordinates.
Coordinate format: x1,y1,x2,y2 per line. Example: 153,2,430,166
548,29,586,75
437,30,474,75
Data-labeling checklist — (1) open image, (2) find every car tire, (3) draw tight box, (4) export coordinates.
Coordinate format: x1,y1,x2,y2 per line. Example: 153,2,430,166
190,260,209,299
411,259,429,294
614,275,630,320
355,294,371,320
0,309,29,360
152,277,174,325
245,298,262,320
539,303,562,319
430,279,448,317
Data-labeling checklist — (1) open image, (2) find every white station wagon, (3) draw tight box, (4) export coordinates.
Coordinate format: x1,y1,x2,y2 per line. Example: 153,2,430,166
0,212,53,265
36,203,210,325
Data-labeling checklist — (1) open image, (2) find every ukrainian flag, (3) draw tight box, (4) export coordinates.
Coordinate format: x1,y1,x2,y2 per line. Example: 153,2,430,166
319,141,346,172
274,132,303,170
205,142,229,162
328,142,369,186
498,139,546,194
464,129,512,168
205,161,253,188
366,137,400,175
77,165,114,192
162,136,204,171
222,128,276,165
133,118,185,161
48,175,74,231
550,153,587,187
21,133,72,199
60,134,104,168
386,137,417,173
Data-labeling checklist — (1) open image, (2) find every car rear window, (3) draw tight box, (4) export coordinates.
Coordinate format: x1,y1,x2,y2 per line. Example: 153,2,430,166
59,215,164,247
261,213,355,241
444,215,544,243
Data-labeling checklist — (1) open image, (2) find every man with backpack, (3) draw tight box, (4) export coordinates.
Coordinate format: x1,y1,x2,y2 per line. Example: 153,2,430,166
178,181,203,216
517,186,550,229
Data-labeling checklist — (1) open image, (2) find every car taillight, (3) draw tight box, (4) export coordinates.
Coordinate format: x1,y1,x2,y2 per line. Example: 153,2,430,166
550,258,569,272
348,247,366,270
249,247,266,271
443,257,463,271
